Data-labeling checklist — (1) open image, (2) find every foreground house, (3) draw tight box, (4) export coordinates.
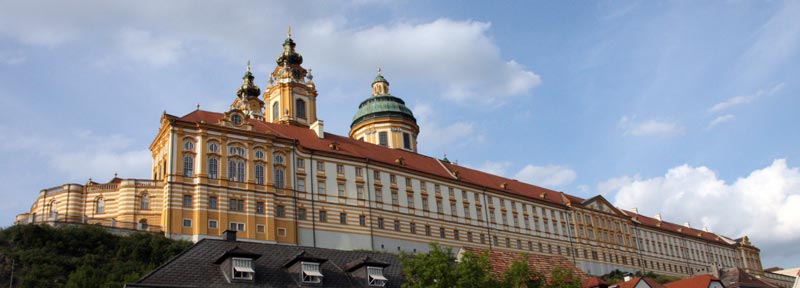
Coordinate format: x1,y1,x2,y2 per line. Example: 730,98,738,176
126,231,402,287
664,274,725,288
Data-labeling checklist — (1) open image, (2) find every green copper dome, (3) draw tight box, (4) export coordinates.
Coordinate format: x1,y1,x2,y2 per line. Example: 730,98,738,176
351,95,417,128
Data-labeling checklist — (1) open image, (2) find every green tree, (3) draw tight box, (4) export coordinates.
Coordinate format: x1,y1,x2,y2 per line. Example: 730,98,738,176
455,250,498,288
400,243,458,288
545,266,581,288
501,255,542,288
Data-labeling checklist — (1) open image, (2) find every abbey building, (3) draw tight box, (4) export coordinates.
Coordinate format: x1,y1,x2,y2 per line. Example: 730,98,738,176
16,32,764,278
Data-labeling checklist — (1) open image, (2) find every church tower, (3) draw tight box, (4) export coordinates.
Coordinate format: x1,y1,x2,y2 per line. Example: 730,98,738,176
350,69,419,152
230,61,265,120
264,27,319,128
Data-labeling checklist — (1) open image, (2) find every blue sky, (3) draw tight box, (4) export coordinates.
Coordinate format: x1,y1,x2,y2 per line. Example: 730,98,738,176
1,1,798,267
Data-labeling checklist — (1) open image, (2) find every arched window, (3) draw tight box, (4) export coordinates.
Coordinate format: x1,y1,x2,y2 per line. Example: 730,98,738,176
274,154,285,164
254,150,265,160
274,167,285,188
96,198,105,214
228,159,245,183
208,158,219,179
208,142,220,153
141,193,150,210
255,164,265,185
183,140,195,151
183,155,194,177
272,102,279,121
48,200,57,214
296,99,306,119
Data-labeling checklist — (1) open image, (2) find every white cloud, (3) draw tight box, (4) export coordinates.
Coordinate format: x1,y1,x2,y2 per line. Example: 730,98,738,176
619,116,682,137
708,83,784,113
707,114,735,129
413,103,481,154
514,164,577,188
476,160,513,176
597,175,636,196
111,28,183,68
610,159,800,264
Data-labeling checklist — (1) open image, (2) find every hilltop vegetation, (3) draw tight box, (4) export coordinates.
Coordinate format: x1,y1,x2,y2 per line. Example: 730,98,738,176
0,224,191,288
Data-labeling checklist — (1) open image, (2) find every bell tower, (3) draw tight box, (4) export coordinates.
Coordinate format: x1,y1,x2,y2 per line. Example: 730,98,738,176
264,27,319,128
230,61,265,120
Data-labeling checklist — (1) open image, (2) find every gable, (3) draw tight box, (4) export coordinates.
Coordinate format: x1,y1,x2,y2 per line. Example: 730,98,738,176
580,195,628,217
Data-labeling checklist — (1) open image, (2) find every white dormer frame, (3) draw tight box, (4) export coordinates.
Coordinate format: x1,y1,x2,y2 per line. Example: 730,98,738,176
301,262,322,283
231,257,254,280
367,266,387,287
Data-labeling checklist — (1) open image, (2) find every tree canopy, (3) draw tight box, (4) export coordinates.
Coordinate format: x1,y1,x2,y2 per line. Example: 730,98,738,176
0,224,191,288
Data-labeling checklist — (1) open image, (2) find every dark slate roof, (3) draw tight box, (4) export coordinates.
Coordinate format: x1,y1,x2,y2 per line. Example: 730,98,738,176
126,239,403,288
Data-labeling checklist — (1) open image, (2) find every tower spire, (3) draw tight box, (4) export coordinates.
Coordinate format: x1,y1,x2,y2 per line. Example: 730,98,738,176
372,67,389,96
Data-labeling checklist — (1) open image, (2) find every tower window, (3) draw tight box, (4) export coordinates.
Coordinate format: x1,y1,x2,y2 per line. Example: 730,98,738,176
272,102,279,121
378,132,388,146
296,99,306,119
403,133,411,149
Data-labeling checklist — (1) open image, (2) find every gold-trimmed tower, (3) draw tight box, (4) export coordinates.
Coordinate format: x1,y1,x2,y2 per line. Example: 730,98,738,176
349,68,419,152
265,27,319,129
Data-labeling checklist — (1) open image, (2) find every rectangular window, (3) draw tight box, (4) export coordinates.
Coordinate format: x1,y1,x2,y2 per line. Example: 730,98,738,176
208,158,218,179
340,213,347,224
257,202,266,214
410,223,416,233
319,211,327,222
440,227,446,238
467,232,473,242
480,234,485,244
378,131,388,146
373,170,381,180
450,202,457,216
316,161,325,171
434,185,441,193
377,218,384,229
298,178,306,192
338,183,346,197
407,194,414,208
425,225,431,236
183,155,193,177
359,215,366,226
183,218,192,227
422,196,429,211
208,219,218,229
356,167,363,177
273,167,284,188
405,178,412,187
375,189,383,202
229,199,244,211
255,164,265,185
229,222,245,231
436,200,443,213
301,262,322,283
336,164,344,174
454,230,459,240
389,174,396,184
357,185,365,199
208,196,217,209
391,191,398,205
276,205,285,217
298,208,306,220
317,181,326,195
296,158,304,169
183,195,192,207
403,132,411,149
256,224,265,233
394,220,401,231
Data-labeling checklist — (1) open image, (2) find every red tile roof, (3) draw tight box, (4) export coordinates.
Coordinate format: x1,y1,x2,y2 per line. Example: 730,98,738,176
664,274,722,288
615,277,665,288
461,246,587,283
584,276,610,288
175,110,740,247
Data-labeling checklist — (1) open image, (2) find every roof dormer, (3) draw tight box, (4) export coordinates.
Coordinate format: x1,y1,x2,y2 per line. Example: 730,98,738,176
283,251,328,286
212,245,261,283
344,256,390,287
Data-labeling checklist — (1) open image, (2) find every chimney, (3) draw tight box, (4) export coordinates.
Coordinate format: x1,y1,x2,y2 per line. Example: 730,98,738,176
223,230,237,242
655,214,662,221
684,222,691,228
311,120,324,138
632,207,639,214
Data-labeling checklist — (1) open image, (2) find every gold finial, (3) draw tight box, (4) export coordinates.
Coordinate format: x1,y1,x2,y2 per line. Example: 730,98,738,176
377,65,382,74
246,60,251,73
287,25,292,38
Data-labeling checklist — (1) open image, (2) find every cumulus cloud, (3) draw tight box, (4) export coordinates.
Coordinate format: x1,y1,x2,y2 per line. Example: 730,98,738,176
477,160,513,177
610,159,800,265
619,116,682,137
413,103,481,154
707,114,735,129
514,164,577,187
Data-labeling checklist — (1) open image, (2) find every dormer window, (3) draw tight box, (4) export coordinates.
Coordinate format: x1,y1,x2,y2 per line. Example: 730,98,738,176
301,262,323,283
232,257,254,280
367,266,387,287
231,114,242,125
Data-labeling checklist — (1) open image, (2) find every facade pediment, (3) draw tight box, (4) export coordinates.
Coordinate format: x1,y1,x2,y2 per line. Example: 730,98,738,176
580,195,628,217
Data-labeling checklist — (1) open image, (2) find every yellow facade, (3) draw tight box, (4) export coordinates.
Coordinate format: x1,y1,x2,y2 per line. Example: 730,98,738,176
15,33,764,278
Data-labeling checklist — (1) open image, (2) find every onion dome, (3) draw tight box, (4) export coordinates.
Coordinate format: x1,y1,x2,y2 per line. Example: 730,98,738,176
236,61,261,98
351,70,416,128
276,27,303,66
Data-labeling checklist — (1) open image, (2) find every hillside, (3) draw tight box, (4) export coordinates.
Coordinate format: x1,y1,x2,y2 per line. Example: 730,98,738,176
0,224,191,288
